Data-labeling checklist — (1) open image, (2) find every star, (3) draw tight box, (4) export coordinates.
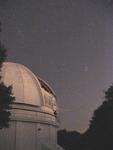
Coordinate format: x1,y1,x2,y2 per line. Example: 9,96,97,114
84,65,89,72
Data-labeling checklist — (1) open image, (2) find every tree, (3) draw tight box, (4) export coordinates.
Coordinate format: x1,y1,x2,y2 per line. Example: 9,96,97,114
0,23,15,129
57,129,81,150
85,84,113,150
58,85,113,150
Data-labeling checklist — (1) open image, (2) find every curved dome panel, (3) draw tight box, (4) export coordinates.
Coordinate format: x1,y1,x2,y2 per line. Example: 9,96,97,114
1,62,43,106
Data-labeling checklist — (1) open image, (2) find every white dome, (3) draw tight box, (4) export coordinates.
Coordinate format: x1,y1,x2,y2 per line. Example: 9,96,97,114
1,62,43,106
0,62,63,150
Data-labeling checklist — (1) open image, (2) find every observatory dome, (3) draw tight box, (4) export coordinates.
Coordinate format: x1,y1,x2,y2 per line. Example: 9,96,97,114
1,62,57,113
0,62,63,150
1,62,43,106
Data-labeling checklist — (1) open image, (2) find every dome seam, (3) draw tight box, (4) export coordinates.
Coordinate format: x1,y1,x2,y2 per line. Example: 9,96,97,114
17,63,25,103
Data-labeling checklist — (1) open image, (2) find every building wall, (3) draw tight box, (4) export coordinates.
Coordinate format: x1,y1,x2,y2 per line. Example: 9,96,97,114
0,120,58,150
0,122,15,150
16,121,36,150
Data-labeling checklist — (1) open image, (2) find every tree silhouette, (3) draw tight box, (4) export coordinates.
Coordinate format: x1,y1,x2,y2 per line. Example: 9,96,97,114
58,85,113,150
85,84,113,150
0,23,15,129
58,129,81,150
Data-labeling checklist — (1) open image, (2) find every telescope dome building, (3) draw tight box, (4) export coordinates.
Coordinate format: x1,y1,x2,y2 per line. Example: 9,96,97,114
0,62,63,150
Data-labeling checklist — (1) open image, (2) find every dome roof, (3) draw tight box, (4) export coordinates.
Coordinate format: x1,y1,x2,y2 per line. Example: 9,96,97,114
1,62,43,106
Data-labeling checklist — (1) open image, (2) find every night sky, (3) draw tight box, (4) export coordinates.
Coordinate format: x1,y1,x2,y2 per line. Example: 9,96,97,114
0,0,113,132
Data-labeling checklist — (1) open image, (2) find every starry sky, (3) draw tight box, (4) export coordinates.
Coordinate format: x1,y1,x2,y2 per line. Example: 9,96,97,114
0,0,113,132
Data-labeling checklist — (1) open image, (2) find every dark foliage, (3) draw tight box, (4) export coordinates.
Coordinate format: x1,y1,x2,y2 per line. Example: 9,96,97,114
0,83,15,129
0,22,15,129
57,129,81,150
84,84,113,150
58,85,113,150
0,43,7,69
